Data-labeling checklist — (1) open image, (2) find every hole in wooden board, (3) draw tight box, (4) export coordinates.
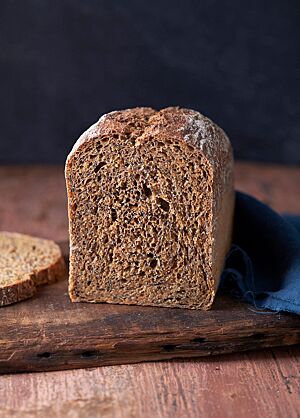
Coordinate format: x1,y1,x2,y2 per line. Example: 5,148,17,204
81,351,98,359
251,332,265,340
162,344,176,352
192,337,206,343
37,352,52,359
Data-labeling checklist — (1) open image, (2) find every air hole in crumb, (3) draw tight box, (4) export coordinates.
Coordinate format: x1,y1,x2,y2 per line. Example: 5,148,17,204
171,257,177,269
111,208,117,222
143,184,152,197
157,198,169,212
147,253,154,258
94,162,106,173
87,280,91,286
150,259,157,268
139,271,145,277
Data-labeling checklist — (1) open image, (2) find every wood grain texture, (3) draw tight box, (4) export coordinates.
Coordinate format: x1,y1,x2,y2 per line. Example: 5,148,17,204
0,348,299,418
0,163,299,417
1,276,299,374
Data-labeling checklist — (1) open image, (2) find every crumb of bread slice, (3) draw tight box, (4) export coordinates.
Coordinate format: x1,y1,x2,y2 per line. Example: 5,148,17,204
0,232,67,306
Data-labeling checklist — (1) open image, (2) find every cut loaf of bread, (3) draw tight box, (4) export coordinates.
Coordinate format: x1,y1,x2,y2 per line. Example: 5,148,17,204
65,107,234,310
0,232,67,306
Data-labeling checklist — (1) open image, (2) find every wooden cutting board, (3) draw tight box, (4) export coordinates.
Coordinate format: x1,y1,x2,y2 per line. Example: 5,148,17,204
1,242,299,374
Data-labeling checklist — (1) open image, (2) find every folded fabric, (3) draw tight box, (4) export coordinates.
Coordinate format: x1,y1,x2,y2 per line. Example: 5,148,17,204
220,192,300,315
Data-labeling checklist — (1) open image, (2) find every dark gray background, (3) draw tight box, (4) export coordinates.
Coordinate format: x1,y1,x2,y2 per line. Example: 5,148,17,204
0,0,299,164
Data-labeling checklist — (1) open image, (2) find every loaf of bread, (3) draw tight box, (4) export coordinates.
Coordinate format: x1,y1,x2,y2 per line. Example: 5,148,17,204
65,107,234,310
0,232,66,306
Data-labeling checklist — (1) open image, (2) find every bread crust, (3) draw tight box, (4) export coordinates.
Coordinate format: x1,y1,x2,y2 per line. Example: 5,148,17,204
0,275,36,307
66,107,234,309
0,232,67,307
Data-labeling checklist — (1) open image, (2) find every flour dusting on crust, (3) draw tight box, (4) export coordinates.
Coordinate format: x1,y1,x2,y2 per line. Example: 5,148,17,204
66,114,108,163
183,111,231,161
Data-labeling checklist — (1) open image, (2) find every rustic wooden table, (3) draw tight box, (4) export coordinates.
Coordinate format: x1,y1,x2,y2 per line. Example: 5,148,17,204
0,162,299,418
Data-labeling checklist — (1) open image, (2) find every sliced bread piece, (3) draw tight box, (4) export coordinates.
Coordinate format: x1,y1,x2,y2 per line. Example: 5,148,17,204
65,107,234,310
0,232,67,306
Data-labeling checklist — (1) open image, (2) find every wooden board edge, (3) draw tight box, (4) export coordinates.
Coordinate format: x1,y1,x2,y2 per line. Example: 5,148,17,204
1,331,299,374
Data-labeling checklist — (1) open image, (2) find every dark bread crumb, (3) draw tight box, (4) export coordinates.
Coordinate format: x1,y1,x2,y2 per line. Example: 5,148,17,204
65,107,234,310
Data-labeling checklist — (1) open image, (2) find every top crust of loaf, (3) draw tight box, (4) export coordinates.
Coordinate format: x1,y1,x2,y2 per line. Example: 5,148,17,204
67,108,232,210
67,107,231,169
66,107,234,309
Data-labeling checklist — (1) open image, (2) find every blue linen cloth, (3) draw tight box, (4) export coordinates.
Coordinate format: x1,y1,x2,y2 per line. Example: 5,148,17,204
220,192,300,315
